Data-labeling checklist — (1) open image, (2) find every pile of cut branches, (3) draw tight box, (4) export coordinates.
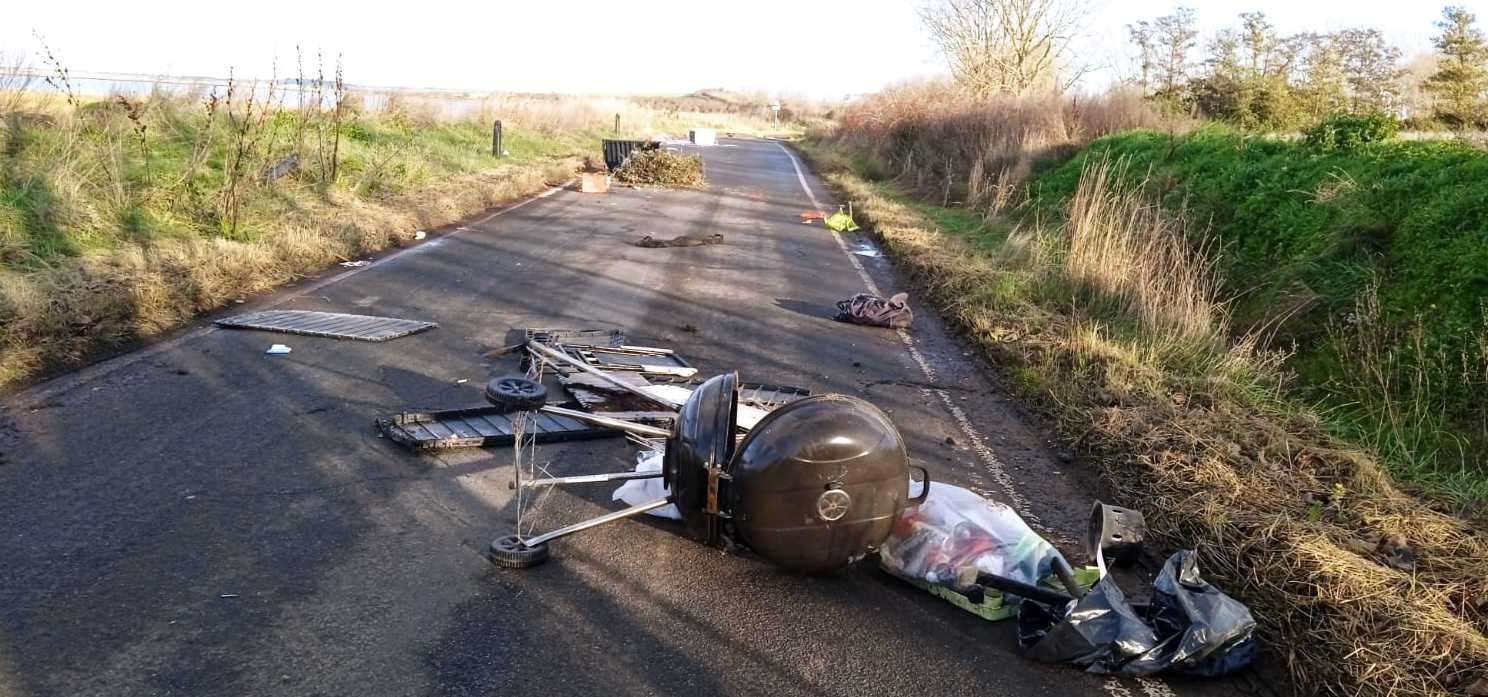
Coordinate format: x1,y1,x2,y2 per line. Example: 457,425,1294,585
614,149,705,187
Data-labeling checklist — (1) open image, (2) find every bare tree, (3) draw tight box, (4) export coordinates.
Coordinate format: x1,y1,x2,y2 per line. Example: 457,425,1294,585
1152,8,1199,97
1338,28,1404,113
921,0,1088,96
1239,11,1275,78
1206,29,1244,82
1397,52,1441,121
1128,21,1158,94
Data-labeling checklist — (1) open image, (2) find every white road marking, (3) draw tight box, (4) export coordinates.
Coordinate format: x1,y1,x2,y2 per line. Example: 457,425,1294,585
775,141,1187,697
772,142,1039,522
1137,677,1179,697
1103,678,1138,697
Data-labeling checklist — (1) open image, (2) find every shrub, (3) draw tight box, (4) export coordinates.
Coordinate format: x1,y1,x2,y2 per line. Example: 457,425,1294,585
1304,112,1401,150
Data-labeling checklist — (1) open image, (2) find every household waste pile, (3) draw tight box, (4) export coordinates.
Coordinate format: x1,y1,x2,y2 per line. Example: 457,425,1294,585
879,482,1258,678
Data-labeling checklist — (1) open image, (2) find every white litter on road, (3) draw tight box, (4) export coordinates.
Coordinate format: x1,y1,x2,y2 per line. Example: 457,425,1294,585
265,344,292,355
613,449,681,519
640,384,768,428
689,128,717,146
851,244,882,258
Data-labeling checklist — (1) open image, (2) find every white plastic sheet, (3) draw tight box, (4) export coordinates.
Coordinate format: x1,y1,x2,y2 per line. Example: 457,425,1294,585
640,384,768,429
612,449,682,520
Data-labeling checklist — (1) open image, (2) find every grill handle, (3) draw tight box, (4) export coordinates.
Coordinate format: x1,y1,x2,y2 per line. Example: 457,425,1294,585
908,466,931,505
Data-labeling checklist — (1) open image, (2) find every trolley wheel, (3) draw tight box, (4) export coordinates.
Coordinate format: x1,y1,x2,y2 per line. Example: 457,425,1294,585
484,376,548,413
487,534,549,569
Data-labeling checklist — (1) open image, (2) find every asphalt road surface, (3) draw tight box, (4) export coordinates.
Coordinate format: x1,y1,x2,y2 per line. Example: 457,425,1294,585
0,139,1281,697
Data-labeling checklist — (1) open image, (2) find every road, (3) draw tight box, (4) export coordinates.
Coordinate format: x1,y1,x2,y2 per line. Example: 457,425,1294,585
0,139,1276,697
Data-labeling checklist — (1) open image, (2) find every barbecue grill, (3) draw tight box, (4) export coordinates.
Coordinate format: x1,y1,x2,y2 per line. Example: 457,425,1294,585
488,371,929,572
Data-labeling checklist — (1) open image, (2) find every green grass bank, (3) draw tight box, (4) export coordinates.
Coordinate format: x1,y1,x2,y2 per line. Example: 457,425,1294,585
1028,127,1488,504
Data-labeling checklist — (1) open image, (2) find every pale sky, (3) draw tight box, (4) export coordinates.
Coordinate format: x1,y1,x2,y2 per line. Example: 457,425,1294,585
0,0,1474,100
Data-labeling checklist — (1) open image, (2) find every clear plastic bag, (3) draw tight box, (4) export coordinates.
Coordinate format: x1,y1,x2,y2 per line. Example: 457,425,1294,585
879,482,1064,590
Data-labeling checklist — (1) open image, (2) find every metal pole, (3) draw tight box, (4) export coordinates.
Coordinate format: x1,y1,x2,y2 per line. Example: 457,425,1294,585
525,342,682,410
973,571,1075,606
614,113,620,135
513,470,663,489
539,405,671,438
601,345,679,357
492,119,503,158
513,409,524,538
523,498,671,546
1051,557,1087,599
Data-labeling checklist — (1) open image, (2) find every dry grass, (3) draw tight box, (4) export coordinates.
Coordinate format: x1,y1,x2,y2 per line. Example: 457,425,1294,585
0,79,590,390
0,160,573,387
823,81,1183,211
799,141,1488,697
383,91,814,139
1061,158,1225,351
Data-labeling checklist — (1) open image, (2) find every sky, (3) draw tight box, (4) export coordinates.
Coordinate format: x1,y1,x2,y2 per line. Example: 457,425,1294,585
0,0,1476,100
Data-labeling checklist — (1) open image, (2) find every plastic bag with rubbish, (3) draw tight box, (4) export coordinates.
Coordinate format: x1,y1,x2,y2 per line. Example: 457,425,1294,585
1016,574,1160,670
1017,550,1258,677
1126,550,1259,676
879,482,1065,590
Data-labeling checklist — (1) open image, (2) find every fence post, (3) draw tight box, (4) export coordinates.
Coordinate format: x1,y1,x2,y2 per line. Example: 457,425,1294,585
492,119,503,158
614,113,620,135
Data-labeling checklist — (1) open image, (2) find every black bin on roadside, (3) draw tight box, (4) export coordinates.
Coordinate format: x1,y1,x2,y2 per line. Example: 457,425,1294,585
601,139,649,171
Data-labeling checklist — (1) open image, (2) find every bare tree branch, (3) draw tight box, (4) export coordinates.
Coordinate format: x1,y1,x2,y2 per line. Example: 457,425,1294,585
921,0,1089,96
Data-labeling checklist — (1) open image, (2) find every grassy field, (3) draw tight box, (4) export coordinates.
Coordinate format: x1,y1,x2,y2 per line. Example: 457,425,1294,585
0,81,799,390
798,135,1488,697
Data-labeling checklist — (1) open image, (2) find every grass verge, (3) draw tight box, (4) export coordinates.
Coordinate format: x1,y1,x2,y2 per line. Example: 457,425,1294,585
0,90,592,390
1026,127,1488,506
797,137,1488,697
0,73,821,391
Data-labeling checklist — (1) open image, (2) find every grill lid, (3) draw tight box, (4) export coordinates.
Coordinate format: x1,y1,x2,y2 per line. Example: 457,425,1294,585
664,372,738,544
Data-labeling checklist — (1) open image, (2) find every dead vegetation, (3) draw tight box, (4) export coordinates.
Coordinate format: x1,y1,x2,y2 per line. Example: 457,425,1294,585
820,81,1180,212
920,0,1088,95
800,143,1488,697
613,149,705,188
0,162,574,385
